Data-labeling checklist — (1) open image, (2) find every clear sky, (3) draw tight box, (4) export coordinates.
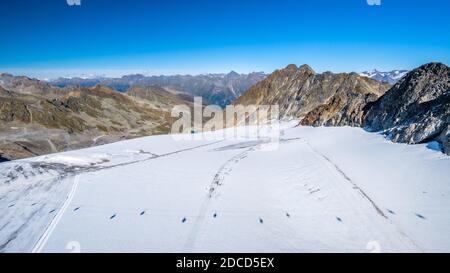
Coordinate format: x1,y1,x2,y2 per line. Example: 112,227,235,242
1,0,449,78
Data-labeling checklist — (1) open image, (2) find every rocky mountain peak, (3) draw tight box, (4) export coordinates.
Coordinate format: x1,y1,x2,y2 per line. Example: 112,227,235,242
298,64,315,75
279,64,315,75
284,64,298,72
227,71,240,77
417,62,448,71
235,64,390,125
364,62,450,154
394,62,449,104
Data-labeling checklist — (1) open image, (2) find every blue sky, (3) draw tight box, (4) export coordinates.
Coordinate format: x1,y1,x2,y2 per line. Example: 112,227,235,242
0,0,449,78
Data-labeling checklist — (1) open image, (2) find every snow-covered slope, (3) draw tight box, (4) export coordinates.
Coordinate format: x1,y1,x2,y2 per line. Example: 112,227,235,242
360,69,408,84
1,123,449,253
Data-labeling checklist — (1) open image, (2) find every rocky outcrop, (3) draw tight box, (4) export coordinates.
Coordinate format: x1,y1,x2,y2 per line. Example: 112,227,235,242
235,64,390,125
364,62,450,154
300,88,382,127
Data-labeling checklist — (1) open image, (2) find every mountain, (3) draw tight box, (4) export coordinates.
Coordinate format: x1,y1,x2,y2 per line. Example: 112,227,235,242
51,71,267,107
235,64,390,126
359,69,408,84
0,72,64,97
364,62,450,154
0,74,191,161
235,62,449,154
2,67,450,253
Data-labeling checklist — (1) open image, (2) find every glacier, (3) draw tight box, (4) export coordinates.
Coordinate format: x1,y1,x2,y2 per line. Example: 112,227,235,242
1,122,449,253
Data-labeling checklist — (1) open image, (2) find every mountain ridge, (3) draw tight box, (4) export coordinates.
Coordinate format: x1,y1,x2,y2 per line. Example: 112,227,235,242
50,71,267,107
235,62,449,154
235,63,390,126
364,62,450,154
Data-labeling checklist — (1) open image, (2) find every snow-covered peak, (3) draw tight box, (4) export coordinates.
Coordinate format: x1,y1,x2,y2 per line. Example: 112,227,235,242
359,69,409,84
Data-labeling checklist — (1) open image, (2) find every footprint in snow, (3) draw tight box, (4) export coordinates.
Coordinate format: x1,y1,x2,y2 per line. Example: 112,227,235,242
316,195,327,201
415,213,426,220
387,209,395,215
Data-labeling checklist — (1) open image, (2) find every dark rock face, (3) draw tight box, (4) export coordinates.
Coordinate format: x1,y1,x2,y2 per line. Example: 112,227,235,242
235,64,390,125
0,155,9,163
300,88,382,127
364,62,450,154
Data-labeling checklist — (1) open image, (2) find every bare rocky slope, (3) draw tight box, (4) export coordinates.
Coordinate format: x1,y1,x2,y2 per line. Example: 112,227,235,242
364,62,450,154
0,74,191,161
235,64,390,126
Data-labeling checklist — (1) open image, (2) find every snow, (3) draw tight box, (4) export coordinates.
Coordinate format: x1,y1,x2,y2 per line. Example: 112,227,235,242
35,154,110,166
1,122,449,253
359,69,408,84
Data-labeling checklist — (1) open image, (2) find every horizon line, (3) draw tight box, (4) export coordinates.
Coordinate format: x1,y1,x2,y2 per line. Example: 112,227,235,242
0,64,419,81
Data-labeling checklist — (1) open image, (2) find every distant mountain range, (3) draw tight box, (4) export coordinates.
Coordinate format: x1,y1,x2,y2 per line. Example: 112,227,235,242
50,71,267,107
359,69,409,84
48,69,408,107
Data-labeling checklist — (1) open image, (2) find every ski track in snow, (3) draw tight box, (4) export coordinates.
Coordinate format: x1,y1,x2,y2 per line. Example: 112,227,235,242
302,139,423,251
0,162,97,252
183,146,255,251
183,132,300,251
0,140,225,252
32,175,80,253
303,139,388,219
